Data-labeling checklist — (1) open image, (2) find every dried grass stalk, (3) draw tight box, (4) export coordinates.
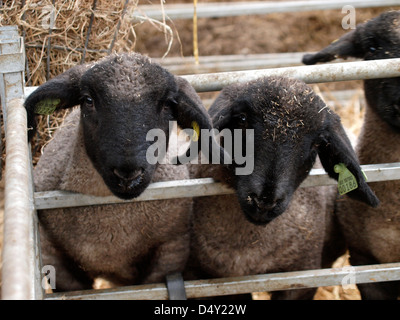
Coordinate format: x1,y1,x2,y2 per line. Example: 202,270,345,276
1,0,140,86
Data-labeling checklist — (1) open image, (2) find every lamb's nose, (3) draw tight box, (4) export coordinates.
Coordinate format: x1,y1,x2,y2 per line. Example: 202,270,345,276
252,195,277,211
113,167,143,189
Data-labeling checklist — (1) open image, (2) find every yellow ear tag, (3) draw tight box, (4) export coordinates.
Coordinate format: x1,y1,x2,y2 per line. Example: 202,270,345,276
334,163,359,195
191,121,200,142
34,98,60,115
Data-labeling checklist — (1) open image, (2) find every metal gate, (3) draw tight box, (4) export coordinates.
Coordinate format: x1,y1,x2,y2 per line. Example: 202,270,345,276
2,1,400,300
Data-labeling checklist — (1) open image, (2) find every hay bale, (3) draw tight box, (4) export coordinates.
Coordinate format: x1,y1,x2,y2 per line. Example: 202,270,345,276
1,0,138,86
0,0,146,163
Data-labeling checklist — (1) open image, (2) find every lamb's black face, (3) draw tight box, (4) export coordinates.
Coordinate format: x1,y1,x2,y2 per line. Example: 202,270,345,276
234,114,320,225
235,140,318,225
218,86,322,225
79,56,177,199
24,53,215,200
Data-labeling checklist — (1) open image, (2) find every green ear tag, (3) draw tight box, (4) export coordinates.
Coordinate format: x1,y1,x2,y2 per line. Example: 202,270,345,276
191,121,200,142
34,98,60,115
334,163,358,195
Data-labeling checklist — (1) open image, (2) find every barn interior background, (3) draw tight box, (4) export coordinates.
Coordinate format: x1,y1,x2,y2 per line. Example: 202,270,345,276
1,0,399,299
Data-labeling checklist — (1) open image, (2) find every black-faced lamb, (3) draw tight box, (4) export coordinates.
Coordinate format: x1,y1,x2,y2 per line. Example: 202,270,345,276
302,10,400,300
25,53,219,292
185,76,378,300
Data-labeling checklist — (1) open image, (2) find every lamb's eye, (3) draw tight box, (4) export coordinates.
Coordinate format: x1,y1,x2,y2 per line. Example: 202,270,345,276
85,96,93,105
237,113,247,126
161,97,177,112
82,96,94,107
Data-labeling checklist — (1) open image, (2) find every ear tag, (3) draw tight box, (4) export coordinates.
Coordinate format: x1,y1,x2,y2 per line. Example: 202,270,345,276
191,121,200,142
334,163,358,195
34,98,60,115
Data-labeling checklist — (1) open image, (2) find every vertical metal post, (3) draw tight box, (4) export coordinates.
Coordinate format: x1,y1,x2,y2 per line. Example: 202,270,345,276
2,98,31,299
1,26,43,300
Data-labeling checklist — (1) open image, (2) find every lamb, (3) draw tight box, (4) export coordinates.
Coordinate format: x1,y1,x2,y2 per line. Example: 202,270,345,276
184,76,378,299
25,52,220,292
302,10,400,299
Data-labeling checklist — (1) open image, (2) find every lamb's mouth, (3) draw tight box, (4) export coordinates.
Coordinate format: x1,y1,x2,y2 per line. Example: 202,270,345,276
108,171,148,200
240,194,287,225
117,173,144,191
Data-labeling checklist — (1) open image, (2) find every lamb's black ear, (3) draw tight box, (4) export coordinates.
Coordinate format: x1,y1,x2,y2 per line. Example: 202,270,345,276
317,111,379,207
302,29,364,65
208,89,235,131
208,83,247,130
172,76,230,164
24,64,89,141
